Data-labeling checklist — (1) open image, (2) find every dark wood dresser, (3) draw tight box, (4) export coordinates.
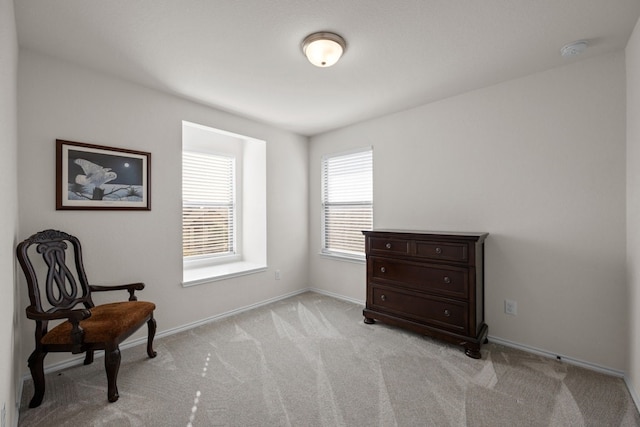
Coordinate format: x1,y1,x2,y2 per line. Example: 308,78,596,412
362,230,489,358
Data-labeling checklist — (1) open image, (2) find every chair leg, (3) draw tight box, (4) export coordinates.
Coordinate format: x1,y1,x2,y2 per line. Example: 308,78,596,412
147,316,157,358
84,350,94,365
27,350,47,408
104,345,121,403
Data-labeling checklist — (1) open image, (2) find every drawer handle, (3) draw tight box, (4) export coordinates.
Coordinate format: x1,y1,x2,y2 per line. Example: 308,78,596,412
380,294,386,301
443,276,451,284
380,267,386,273
435,247,443,254
385,243,392,249
444,309,451,317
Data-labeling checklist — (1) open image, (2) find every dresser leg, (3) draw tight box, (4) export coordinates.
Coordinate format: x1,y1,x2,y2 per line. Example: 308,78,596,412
363,317,375,324
465,347,482,359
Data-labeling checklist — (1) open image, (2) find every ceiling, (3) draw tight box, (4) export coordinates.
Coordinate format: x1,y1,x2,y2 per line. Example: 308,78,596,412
14,0,640,136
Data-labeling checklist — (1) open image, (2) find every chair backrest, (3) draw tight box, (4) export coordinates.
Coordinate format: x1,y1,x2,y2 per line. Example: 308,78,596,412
17,229,95,315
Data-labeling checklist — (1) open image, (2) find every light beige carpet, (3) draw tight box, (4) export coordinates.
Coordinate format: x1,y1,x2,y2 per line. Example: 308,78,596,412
18,292,640,426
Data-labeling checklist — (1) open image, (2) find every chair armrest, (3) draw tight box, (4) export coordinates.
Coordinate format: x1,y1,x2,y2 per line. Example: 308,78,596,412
89,282,145,301
26,306,91,322
26,306,91,353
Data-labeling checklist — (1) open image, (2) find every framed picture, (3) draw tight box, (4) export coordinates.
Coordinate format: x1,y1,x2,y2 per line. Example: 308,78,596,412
56,139,151,210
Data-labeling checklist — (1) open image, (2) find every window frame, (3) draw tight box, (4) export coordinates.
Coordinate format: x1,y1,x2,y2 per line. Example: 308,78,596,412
182,150,239,266
321,147,373,262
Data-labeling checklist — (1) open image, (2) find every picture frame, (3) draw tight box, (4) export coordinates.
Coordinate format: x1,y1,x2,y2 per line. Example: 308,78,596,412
56,139,151,210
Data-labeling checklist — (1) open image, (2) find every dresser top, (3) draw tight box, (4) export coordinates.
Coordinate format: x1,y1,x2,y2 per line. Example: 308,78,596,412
363,229,488,242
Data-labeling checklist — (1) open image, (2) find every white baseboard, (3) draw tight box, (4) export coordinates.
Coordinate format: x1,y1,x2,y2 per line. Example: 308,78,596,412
487,335,625,377
487,335,640,411
308,287,365,306
13,380,22,427
18,288,640,416
624,375,640,412
151,288,309,342
309,288,640,413
303,291,628,381
304,291,632,382
21,288,311,382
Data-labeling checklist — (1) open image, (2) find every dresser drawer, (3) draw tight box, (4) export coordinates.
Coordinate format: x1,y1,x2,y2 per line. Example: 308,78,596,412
370,286,468,333
415,241,468,263
369,237,410,256
370,256,469,299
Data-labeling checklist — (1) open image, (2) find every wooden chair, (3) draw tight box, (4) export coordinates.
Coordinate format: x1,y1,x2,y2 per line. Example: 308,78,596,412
17,229,157,408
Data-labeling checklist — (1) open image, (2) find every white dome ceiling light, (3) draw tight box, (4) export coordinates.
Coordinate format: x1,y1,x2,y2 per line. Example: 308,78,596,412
301,32,346,67
560,40,588,58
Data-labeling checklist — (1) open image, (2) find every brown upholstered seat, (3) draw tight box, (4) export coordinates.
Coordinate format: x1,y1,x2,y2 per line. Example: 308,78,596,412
17,229,157,408
41,301,156,345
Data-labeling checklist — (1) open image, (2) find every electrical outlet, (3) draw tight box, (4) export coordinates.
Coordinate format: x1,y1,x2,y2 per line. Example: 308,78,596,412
275,270,281,280
505,299,517,316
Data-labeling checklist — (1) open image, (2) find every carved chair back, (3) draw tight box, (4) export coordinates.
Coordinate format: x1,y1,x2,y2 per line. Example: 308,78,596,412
17,229,96,318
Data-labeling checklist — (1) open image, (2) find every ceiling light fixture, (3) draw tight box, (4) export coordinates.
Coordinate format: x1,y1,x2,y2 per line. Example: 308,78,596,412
301,32,346,67
560,40,588,58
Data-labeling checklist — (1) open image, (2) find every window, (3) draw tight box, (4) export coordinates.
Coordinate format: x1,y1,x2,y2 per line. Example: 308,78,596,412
322,148,373,260
182,152,235,258
182,121,267,286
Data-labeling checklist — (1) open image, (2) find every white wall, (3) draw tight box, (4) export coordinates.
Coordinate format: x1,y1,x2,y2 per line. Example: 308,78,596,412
0,0,18,424
309,52,627,370
17,50,309,371
627,15,640,399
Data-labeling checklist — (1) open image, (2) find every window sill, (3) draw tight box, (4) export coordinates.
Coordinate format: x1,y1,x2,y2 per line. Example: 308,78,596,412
319,251,366,264
182,261,268,287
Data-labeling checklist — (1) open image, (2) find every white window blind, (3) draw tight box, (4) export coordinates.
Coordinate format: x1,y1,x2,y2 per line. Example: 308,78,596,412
322,148,373,256
183,151,235,258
